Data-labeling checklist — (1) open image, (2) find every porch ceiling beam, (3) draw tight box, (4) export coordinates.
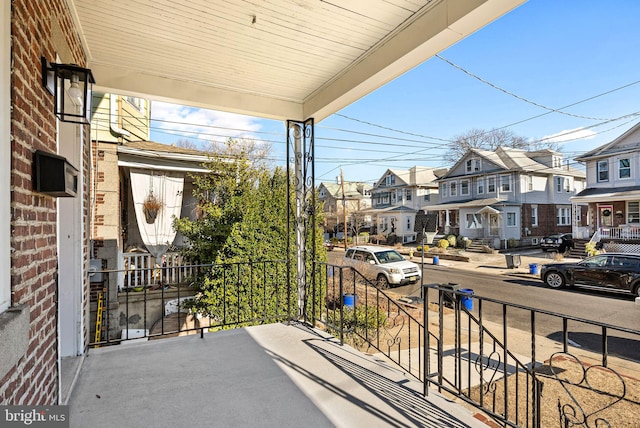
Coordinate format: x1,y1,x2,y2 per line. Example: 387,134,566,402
91,63,304,121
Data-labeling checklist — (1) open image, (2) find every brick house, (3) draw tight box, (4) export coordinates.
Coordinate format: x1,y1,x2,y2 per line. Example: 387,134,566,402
426,147,587,248
90,96,209,340
1,0,92,405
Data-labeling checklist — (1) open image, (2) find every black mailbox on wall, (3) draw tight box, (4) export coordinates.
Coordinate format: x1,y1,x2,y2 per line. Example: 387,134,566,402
33,150,78,197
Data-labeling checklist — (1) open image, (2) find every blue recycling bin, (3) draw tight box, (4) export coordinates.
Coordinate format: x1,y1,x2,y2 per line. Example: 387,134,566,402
342,293,357,308
529,263,539,275
433,255,439,265
460,288,474,311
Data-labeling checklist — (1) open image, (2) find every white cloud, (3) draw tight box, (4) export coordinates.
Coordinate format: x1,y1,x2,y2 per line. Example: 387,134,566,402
542,127,597,144
150,101,264,146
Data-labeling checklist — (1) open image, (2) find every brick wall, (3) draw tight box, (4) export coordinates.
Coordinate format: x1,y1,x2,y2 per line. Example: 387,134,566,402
1,0,89,405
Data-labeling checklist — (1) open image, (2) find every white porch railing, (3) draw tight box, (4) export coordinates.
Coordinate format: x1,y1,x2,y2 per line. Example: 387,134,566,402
122,252,196,290
598,226,640,240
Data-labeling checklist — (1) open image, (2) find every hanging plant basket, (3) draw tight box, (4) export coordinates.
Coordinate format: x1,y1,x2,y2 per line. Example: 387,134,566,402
143,193,163,224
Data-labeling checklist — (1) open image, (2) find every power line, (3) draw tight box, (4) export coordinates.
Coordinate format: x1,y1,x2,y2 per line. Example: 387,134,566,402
435,54,623,121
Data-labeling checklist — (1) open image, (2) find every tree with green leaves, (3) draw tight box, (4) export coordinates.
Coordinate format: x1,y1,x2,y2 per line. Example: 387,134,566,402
173,140,326,324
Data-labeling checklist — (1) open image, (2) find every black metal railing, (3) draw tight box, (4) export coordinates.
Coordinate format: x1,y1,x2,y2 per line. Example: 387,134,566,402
89,260,296,346
89,258,640,427
312,263,429,381
314,265,640,428
422,285,640,428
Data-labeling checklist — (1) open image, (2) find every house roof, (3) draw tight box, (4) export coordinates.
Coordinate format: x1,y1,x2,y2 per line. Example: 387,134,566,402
575,121,640,161
123,141,206,156
118,141,210,173
571,185,640,203
421,197,511,211
373,166,447,189
67,0,525,121
440,146,585,179
320,182,371,199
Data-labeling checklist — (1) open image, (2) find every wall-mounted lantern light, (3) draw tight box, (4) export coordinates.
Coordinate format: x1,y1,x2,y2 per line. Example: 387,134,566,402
41,57,95,125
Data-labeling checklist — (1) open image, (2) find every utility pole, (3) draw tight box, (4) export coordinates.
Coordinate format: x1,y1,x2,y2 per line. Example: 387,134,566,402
341,168,347,251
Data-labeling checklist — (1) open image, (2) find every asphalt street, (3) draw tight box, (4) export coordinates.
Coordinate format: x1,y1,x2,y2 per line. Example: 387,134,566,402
327,249,640,362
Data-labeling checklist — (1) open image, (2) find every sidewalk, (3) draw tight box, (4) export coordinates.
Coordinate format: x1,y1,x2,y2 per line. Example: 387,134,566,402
412,248,582,277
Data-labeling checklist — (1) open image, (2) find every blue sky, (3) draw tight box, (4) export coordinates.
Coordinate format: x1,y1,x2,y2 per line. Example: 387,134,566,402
151,0,640,185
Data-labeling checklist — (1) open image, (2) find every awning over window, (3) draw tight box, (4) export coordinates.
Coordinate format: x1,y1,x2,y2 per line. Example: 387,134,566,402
476,206,502,215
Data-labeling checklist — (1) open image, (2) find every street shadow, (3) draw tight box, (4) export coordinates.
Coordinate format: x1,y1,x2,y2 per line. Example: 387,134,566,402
546,331,640,363
536,284,635,302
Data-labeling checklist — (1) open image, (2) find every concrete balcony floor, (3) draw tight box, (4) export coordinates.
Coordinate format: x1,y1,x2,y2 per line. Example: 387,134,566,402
70,322,486,427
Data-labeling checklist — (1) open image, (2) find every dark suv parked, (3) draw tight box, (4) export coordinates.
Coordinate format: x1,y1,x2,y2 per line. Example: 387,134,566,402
540,233,574,253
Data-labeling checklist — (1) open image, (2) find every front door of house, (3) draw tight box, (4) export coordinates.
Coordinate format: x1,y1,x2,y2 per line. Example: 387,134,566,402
599,205,613,228
490,214,499,236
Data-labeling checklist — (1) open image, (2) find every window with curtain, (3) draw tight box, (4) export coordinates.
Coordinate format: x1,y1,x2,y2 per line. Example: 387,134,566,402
507,212,516,227
531,206,538,226
466,213,482,229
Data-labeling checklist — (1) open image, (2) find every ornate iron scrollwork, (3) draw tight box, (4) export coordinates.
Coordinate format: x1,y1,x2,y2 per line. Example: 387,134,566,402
474,351,502,394
548,352,626,428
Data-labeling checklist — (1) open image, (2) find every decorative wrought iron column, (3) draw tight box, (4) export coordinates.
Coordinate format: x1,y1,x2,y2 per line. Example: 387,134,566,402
286,119,315,321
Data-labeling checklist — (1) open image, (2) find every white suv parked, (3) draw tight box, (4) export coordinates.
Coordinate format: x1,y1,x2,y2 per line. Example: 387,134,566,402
343,245,422,288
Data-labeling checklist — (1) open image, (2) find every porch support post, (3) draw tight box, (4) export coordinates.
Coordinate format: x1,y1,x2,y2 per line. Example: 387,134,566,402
286,119,315,321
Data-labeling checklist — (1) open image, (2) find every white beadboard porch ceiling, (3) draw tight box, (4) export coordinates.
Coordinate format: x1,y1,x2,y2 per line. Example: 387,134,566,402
68,0,525,121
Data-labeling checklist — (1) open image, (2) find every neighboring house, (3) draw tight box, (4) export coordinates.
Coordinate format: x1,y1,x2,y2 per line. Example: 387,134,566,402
318,180,372,238
572,122,640,246
425,147,587,248
91,93,209,339
368,166,447,243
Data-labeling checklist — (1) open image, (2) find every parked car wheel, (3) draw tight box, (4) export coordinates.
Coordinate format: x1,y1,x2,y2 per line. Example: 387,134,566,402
634,282,640,298
544,271,566,289
377,274,389,289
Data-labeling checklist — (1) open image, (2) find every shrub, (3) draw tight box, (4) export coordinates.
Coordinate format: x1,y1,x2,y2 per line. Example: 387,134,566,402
456,236,471,249
584,242,598,257
416,245,429,252
438,239,450,250
446,235,457,247
507,238,518,248
327,305,387,348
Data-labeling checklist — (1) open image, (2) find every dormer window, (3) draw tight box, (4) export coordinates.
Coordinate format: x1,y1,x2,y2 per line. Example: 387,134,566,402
553,156,562,168
466,159,481,173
